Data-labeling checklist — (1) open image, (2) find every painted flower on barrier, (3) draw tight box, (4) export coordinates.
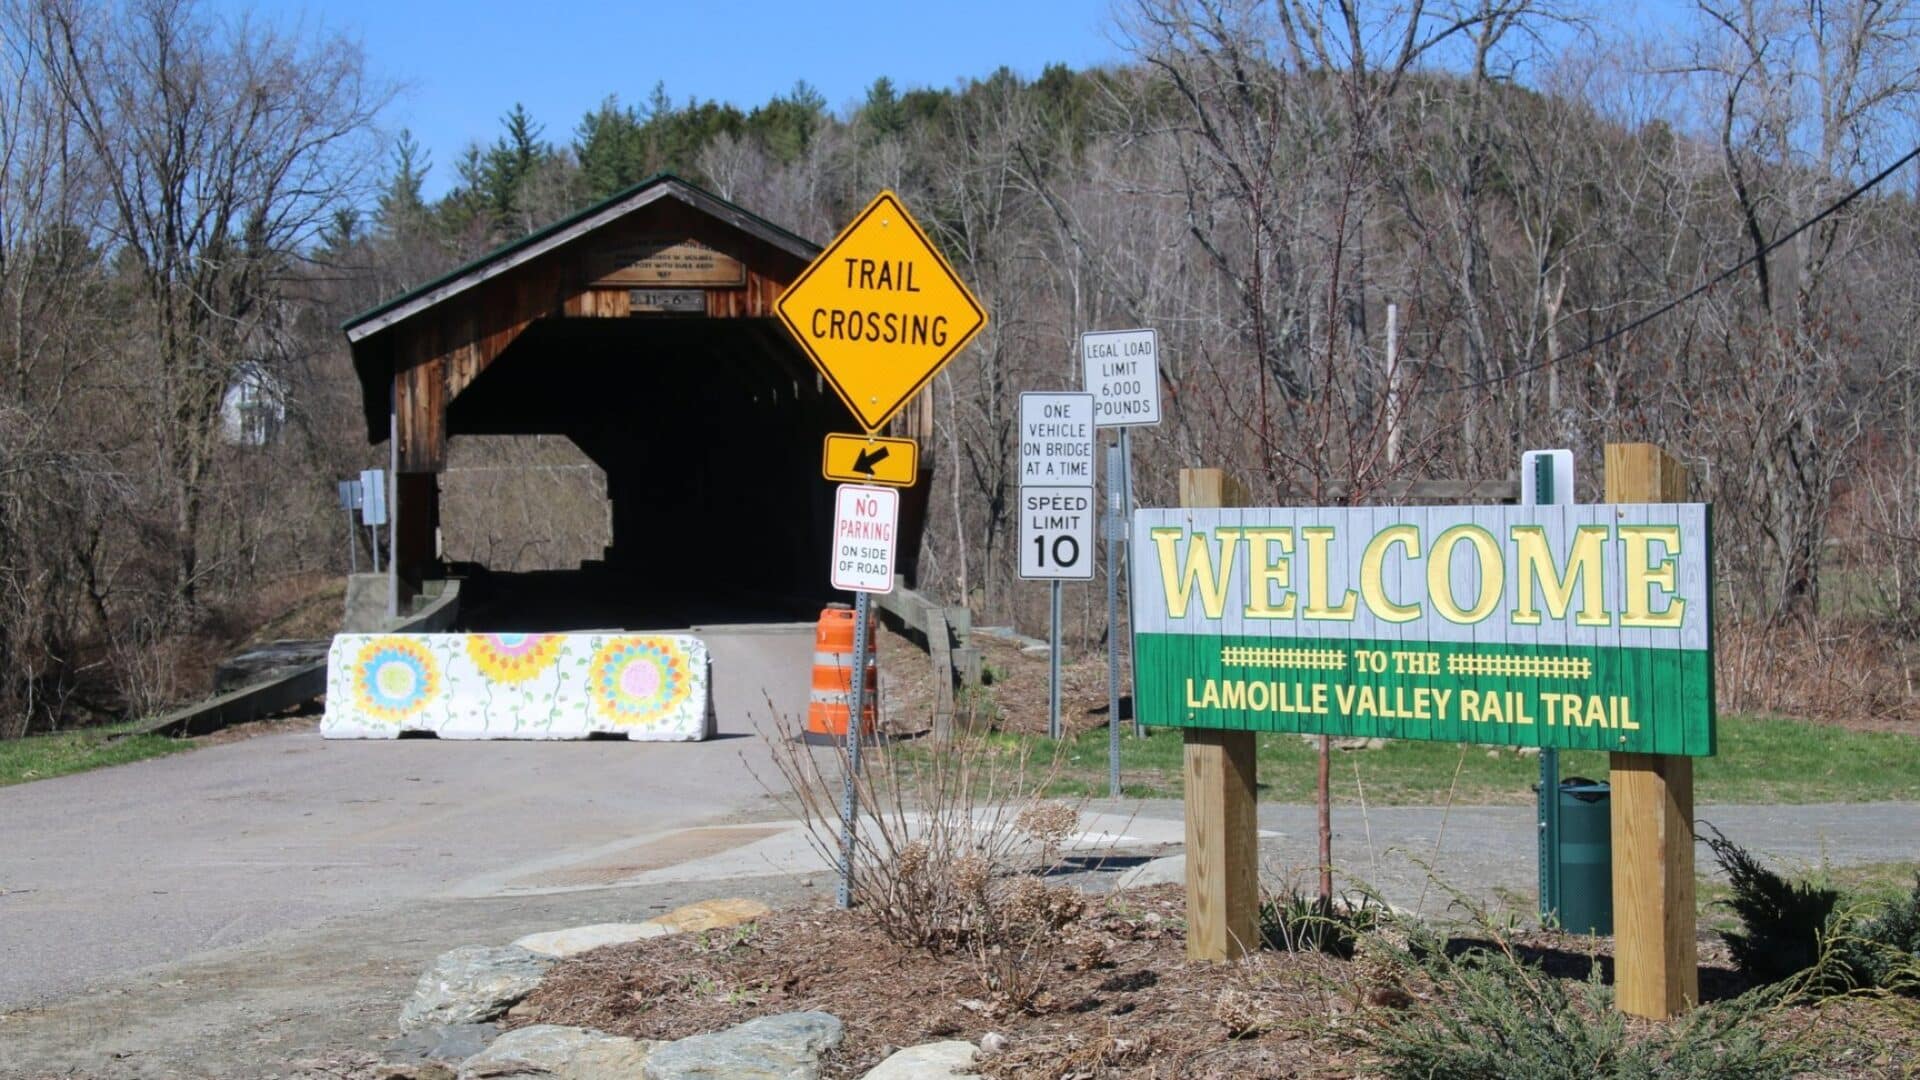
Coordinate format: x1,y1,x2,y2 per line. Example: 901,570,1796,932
465,633,562,684
353,637,440,723
589,637,690,726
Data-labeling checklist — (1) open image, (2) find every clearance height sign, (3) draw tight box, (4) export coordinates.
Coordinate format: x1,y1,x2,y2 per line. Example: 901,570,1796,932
1130,505,1715,755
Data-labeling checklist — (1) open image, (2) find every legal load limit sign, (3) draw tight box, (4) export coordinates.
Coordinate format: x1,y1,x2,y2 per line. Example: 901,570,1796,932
831,484,899,594
1082,328,1160,427
776,191,987,432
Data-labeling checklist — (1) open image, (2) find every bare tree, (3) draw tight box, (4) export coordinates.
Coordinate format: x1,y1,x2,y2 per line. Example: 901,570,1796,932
23,0,387,617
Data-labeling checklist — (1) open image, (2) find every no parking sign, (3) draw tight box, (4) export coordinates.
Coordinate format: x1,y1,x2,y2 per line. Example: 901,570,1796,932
830,484,898,594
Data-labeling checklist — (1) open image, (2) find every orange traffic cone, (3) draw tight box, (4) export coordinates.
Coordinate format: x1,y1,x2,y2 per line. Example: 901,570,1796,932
806,604,876,743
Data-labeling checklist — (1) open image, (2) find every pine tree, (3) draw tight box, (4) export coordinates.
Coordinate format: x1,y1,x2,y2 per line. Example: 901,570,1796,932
481,104,550,230
375,130,431,237
575,96,648,199
860,76,907,141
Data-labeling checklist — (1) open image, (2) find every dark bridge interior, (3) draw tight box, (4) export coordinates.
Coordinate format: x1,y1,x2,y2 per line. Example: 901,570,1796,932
446,318,851,630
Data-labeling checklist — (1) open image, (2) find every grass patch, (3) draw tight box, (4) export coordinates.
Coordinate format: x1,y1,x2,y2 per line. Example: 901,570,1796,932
0,723,191,787
939,714,1920,804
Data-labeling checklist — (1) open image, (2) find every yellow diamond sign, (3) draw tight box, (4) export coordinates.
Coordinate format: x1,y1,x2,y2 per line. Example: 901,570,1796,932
776,190,986,432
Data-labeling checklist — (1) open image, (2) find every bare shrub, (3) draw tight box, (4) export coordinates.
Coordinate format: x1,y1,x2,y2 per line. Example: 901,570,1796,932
757,709,1108,1011
1717,620,1920,727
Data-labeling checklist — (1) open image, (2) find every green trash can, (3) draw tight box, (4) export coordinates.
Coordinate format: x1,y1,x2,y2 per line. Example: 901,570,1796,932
1553,778,1613,935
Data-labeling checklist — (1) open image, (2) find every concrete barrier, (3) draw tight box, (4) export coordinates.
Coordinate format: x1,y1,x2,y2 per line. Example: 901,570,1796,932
322,633,714,741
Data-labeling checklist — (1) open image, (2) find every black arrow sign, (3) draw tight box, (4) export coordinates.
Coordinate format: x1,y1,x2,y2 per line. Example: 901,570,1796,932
853,445,891,475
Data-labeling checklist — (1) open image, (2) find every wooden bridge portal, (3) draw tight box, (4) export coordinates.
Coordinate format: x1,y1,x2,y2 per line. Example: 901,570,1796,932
344,176,930,626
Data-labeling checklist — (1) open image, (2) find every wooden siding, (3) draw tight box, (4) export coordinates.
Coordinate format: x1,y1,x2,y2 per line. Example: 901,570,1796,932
377,196,809,475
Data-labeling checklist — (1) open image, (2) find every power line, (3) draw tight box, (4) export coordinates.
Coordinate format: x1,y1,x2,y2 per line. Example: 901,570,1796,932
1430,144,1920,395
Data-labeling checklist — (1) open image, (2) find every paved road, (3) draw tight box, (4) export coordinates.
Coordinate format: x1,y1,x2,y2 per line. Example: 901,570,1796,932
0,626,815,1012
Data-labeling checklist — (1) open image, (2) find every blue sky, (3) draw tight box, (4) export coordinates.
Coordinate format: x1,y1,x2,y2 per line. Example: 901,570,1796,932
235,0,1125,198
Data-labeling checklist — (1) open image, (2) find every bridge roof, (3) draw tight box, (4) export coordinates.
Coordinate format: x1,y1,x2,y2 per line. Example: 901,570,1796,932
342,173,818,343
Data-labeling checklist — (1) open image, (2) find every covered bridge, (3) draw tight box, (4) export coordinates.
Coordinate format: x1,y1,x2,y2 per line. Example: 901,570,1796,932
343,175,932,628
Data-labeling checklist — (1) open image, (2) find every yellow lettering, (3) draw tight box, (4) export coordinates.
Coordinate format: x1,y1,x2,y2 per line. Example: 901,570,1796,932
1242,527,1297,619
1219,680,1247,710
1359,524,1422,623
1511,525,1610,627
1620,525,1686,629
1428,525,1504,624
1300,526,1357,620
1153,527,1239,620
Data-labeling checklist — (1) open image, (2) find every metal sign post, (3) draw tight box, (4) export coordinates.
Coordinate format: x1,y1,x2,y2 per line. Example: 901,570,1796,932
337,480,362,573
1119,426,1137,737
360,468,387,575
1017,391,1095,742
1524,448,1576,926
1082,329,1160,747
839,591,872,910
827,483,898,909
1106,442,1124,798
1048,581,1063,739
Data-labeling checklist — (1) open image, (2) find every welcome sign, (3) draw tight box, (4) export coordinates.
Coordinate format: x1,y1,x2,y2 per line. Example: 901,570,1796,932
1130,505,1714,755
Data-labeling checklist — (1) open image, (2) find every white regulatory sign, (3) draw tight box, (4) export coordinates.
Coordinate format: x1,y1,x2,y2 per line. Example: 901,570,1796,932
359,468,388,526
1019,485,1095,580
831,484,899,594
1081,328,1161,427
1019,392,1095,486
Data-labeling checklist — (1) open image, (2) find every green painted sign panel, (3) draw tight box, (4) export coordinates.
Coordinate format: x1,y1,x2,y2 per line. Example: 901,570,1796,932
1129,505,1715,755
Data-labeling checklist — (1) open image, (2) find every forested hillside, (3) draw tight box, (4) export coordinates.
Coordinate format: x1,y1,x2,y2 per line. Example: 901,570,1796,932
5,0,1919,734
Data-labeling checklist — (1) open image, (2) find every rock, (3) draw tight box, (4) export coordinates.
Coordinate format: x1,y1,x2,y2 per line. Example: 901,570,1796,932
512,900,770,963
1113,854,1185,891
459,1025,656,1079
1486,749,1501,759
369,1065,458,1080
1332,736,1389,751
1516,746,1542,758
645,897,771,936
644,1011,844,1080
390,1023,501,1063
862,1041,979,1079
978,1032,1009,1055
399,946,554,1031
513,923,666,958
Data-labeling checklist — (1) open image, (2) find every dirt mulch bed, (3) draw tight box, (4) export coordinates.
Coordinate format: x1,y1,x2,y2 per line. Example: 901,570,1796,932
979,633,1120,739
879,624,1119,740
510,885,1917,1079
192,713,320,746
514,885,1357,1078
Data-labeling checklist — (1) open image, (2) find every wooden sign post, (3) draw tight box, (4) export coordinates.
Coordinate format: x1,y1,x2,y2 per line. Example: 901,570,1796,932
1605,443,1699,1017
1179,468,1260,961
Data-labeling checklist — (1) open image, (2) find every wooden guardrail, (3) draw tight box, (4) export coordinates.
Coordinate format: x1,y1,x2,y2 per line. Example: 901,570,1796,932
127,581,462,739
